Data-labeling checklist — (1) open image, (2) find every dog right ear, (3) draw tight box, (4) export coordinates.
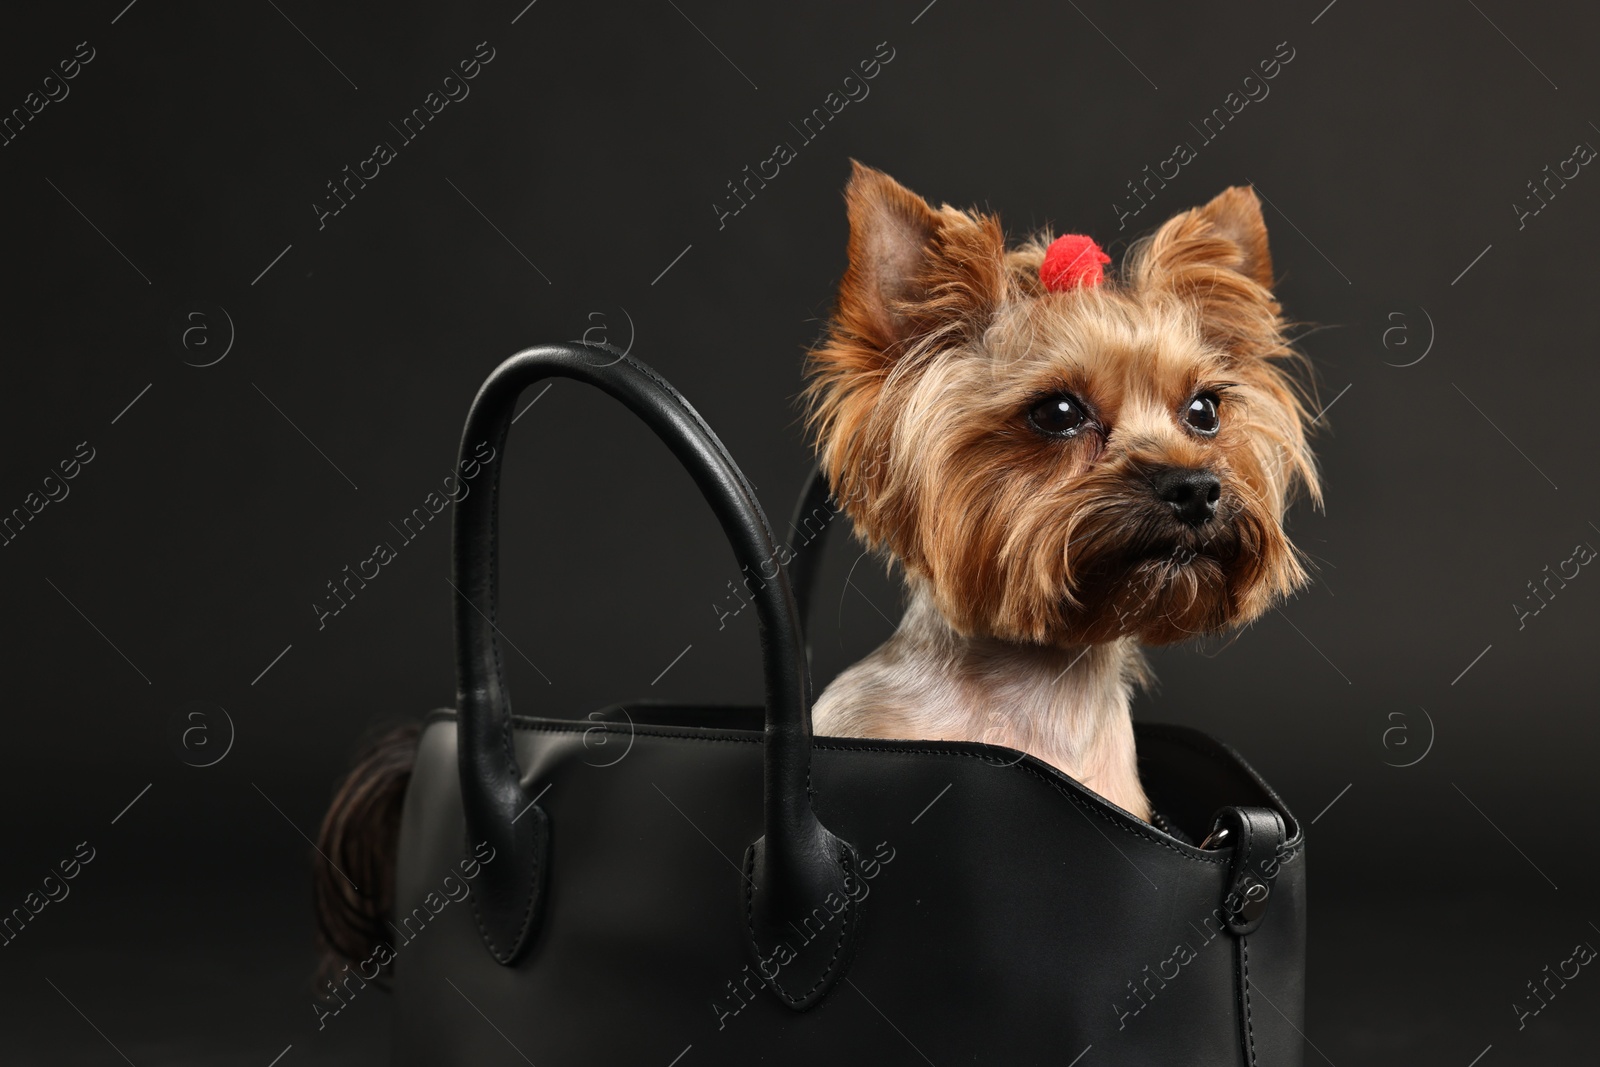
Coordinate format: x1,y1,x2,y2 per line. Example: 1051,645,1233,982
805,165,1007,549
833,161,1007,358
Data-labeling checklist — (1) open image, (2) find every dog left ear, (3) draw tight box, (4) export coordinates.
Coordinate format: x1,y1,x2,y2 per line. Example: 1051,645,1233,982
1129,186,1281,355
1193,186,1273,287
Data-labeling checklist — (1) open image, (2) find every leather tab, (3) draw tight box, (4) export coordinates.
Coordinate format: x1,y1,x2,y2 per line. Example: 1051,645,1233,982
467,785,549,965
1207,806,1286,936
742,828,861,1010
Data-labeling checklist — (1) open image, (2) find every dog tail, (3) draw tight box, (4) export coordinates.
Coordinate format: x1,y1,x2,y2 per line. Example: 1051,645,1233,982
313,722,420,988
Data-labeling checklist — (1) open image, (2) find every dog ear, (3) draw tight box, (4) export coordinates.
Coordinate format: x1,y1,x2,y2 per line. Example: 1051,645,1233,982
1194,186,1273,287
833,161,1007,358
1130,186,1281,355
805,164,1006,545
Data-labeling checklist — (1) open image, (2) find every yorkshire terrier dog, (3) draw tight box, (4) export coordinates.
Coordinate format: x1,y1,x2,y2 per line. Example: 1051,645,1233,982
805,163,1320,823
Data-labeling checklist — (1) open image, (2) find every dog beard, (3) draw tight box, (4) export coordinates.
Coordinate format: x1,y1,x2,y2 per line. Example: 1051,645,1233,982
1050,509,1267,645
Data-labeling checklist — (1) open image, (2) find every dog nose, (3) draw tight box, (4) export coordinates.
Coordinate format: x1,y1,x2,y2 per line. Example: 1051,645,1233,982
1151,467,1221,526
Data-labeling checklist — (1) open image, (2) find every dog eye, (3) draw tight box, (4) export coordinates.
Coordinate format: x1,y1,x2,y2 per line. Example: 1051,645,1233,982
1027,393,1088,437
1183,393,1220,435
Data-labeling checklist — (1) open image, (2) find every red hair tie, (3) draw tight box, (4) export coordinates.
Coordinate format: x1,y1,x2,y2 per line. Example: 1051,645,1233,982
1040,234,1110,292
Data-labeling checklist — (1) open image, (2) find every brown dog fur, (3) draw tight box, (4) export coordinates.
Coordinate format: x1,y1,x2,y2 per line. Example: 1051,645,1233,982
805,163,1320,821
312,723,418,989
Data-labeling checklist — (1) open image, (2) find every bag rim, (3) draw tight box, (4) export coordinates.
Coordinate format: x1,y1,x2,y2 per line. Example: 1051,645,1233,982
418,707,1304,866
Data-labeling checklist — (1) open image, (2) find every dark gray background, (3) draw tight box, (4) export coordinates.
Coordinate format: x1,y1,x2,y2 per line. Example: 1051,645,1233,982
0,0,1595,1063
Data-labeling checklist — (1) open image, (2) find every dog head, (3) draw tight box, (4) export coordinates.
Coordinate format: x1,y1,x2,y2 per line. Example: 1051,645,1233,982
805,163,1321,646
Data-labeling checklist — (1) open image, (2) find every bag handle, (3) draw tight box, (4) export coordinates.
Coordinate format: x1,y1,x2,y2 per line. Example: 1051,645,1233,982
452,344,859,1006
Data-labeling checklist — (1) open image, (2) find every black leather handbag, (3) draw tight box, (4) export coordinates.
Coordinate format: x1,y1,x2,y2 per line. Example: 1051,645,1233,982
390,343,1307,1065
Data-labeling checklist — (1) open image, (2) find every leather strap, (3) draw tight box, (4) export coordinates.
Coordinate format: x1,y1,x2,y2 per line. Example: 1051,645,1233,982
452,344,859,1001
1205,806,1286,1065
1234,936,1260,1066
1208,805,1286,936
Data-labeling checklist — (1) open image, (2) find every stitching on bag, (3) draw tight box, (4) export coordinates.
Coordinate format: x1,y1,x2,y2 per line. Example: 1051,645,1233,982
467,852,505,961
463,827,541,966
488,417,519,789
464,841,539,966
1240,936,1258,1065
429,712,1308,870
743,842,858,1005
508,820,542,962
421,710,1299,872
473,717,1237,868
496,717,1235,865
468,413,538,966
466,830,508,961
